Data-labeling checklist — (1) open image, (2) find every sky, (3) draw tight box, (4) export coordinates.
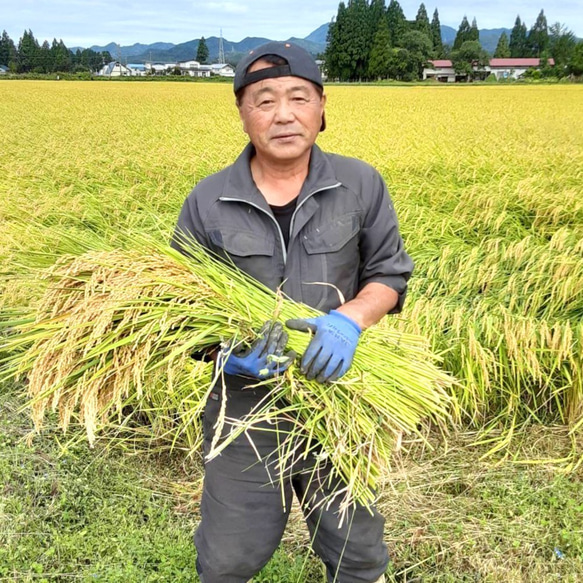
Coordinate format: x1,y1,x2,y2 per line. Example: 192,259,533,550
1,0,581,48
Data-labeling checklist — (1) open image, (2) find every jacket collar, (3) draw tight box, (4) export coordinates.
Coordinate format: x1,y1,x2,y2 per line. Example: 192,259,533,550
222,142,340,207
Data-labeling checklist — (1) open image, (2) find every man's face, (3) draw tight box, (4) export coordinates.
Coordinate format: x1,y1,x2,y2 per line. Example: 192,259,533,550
237,59,326,165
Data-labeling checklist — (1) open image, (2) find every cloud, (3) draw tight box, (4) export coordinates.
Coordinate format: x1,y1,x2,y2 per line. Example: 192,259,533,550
2,0,581,48
204,2,249,14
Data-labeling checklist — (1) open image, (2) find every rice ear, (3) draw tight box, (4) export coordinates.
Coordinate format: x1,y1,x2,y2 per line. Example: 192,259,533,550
3,236,455,511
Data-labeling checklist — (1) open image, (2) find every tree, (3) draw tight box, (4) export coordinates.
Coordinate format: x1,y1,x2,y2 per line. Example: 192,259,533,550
431,9,444,58
386,0,407,47
17,29,40,73
568,41,583,77
509,15,528,57
325,4,352,80
368,0,386,50
453,16,471,50
414,3,431,42
469,17,479,43
386,47,413,80
451,40,489,81
548,22,577,74
400,29,432,79
0,30,17,67
527,9,548,57
38,40,52,73
51,38,71,72
368,16,392,78
344,0,371,80
196,36,209,64
494,32,510,58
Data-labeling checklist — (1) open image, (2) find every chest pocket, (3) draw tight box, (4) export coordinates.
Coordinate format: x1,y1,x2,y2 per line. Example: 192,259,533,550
300,213,360,311
208,228,278,291
209,229,274,257
302,213,359,255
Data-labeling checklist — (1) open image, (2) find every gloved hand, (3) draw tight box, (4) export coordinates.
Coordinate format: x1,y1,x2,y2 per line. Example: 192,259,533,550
219,321,295,379
286,310,361,383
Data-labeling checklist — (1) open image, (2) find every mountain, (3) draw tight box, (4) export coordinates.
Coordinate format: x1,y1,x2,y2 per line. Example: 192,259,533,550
440,25,512,54
283,37,326,55
440,25,457,46
79,26,327,64
84,41,175,58
77,22,514,64
479,28,512,55
305,23,330,45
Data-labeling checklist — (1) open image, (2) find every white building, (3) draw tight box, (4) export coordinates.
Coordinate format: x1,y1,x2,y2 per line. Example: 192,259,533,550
487,57,555,80
127,63,147,76
183,65,212,77
145,63,168,75
210,63,235,77
0,65,8,75
178,60,201,70
422,59,457,82
142,60,234,78
423,57,555,82
98,62,133,77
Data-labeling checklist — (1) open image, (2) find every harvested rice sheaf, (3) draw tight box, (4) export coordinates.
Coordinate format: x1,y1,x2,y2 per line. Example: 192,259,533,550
2,237,456,513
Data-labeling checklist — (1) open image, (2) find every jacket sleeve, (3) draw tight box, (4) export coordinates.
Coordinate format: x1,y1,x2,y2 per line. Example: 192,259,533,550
358,169,414,314
170,189,211,257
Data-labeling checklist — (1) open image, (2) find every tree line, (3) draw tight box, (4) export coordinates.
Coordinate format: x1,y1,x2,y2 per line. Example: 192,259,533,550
0,29,112,74
325,1,583,81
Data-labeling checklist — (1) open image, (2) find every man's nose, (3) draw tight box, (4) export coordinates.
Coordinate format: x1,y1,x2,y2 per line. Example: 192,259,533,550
273,99,295,122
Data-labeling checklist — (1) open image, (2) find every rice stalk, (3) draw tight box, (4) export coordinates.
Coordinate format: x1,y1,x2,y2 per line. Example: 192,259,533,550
1,236,456,513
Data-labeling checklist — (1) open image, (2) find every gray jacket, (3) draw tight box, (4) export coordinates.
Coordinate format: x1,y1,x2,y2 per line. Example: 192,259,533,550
172,143,413,314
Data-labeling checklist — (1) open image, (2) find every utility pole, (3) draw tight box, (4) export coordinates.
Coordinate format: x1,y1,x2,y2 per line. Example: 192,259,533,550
218,29,225,64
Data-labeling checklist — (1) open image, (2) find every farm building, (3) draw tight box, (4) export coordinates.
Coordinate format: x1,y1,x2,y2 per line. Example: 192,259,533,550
184,64,212,78
423,57,555,82
210,63,235,77
145,63,170,75
98,62,133,77
144,61,234,78
488,57,555,79
0,65,8,75
178,60,201,70
127,63,147,76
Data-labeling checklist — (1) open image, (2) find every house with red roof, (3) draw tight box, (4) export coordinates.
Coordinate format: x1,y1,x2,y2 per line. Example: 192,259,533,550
423,58,555,82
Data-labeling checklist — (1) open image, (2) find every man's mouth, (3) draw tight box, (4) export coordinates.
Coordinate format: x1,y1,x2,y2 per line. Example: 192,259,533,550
272,133,299,140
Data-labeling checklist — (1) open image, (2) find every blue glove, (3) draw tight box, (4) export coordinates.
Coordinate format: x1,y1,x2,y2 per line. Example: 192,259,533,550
286,310,361,383
219,321,295,379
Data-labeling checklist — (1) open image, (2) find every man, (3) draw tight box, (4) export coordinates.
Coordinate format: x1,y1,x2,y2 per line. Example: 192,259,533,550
172,41,413,583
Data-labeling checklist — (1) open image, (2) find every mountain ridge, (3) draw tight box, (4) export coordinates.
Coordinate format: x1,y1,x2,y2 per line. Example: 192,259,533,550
74,24,513,63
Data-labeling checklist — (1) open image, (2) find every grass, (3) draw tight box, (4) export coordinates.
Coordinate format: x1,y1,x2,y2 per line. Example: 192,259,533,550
2,388,582,582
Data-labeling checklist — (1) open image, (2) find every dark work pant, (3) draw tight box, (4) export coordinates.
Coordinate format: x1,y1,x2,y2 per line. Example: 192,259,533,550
195,374,389,583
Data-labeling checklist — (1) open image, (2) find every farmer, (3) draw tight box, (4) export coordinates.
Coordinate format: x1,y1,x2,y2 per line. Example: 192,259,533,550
172,41,413,583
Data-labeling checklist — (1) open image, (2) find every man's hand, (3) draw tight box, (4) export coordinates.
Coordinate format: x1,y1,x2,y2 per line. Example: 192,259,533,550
219,321,295,379
286,310,361,383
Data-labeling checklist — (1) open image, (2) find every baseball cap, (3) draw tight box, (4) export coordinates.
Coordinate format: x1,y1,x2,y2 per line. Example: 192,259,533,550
234,41,326,131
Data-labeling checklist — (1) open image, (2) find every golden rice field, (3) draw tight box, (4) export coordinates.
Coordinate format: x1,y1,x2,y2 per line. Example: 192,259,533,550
1,81,583,465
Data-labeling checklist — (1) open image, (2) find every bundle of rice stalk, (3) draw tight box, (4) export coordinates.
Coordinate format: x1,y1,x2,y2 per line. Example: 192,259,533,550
1,236,456,514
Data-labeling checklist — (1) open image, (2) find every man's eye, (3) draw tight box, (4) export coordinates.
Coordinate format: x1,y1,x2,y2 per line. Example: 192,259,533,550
259,100,274,107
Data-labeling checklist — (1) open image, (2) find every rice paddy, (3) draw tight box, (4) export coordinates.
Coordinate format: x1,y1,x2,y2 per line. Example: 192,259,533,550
1,80,583,467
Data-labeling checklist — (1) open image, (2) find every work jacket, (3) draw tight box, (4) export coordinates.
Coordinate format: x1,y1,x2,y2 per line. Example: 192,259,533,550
172,143,413,314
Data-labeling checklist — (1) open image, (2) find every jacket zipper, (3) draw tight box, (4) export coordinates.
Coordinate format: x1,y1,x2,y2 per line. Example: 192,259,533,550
219,182,341,265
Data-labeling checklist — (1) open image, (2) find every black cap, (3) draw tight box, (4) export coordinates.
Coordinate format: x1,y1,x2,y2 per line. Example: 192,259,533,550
234,42,325,131
234,41,323,94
